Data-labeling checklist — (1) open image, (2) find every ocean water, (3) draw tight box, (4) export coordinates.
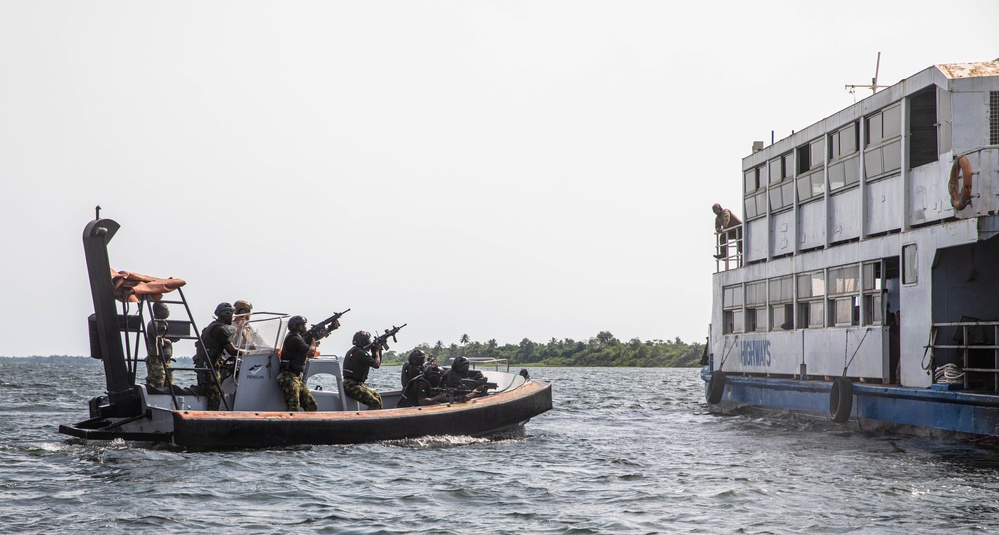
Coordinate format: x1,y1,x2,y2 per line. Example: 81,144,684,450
4,362,999,534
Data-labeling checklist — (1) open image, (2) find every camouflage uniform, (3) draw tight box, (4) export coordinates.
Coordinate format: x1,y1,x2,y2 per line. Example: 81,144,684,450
277,370,318,411
196,320,233,410
145,309,177,388
343,378,383,409
343,345,383,410
278,328,318,411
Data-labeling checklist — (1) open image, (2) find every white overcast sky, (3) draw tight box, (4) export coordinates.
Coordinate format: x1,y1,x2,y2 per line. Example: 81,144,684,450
1,1,996,357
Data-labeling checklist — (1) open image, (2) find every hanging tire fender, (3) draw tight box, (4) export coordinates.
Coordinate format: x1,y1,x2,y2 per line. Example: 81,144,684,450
706,370,726,405
948,155,973,210
829,377,854,424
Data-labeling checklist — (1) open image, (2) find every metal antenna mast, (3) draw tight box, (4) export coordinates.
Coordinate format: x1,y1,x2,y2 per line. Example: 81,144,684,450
845,52,889,95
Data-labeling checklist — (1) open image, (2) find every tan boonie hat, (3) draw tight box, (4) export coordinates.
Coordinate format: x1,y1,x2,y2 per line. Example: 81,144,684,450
234,300,253,315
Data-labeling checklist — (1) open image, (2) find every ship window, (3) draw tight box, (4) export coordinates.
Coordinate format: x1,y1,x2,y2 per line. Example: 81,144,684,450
756,192,768,216
723,285,744,308
771,304,793,331
796,144,811,174
862,262,883,326
745,197,757,220
769,159,782,185
864,294,883,325
769,276,793,331
829,265,859,295
745,166,762,194
723,310,744,334
747,309,766,332
769,275,793,302
909,89,938,168
866,114,883,147
797,271,825,329
746,281,766,306
723,284,744,334
770,181,794,212
903,244,917,284
882,140,902,174
810,139,824,170
991,92,999,145
866,104,901,147
862,262,883,292
797,272,825,298
832,296,859,326
883,105,901,139
798,301,824,329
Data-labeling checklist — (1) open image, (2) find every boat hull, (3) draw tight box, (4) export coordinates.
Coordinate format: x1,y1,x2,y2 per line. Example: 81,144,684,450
703,369,999,438
173,380,552,448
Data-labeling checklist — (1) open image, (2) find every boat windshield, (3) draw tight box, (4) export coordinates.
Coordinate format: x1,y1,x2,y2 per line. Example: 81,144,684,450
232,313,286,354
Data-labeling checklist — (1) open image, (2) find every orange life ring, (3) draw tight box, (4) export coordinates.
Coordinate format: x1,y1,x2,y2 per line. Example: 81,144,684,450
948,155,973,210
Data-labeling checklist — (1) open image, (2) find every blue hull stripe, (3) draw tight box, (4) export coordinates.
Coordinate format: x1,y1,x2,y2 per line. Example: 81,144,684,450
702,370,999,436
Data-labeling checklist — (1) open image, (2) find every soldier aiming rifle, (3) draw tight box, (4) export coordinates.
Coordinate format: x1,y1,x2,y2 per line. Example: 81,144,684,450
303,308,350,346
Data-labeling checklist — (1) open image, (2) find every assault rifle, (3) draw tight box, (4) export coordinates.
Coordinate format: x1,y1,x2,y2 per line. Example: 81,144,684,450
431,379,498,404
365,323,407,351
304,308,350,345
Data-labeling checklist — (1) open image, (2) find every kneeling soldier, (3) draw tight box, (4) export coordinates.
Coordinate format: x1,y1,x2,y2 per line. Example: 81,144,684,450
342,330,383,409
277,315,318,411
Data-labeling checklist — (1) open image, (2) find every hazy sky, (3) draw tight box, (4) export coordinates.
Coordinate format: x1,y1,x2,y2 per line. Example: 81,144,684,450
1,1,996,357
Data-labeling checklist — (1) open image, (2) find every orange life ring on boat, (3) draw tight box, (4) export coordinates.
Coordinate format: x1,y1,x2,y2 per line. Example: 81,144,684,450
948,155,973,210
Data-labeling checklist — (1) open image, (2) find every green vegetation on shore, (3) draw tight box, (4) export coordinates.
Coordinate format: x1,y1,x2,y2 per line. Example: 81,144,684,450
4,332,705,368
384,331,704,368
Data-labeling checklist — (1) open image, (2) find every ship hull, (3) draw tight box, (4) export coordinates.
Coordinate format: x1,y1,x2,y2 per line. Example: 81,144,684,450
703,369,999,438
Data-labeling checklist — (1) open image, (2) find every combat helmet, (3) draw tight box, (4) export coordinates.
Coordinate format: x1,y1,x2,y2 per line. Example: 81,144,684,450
423,364,443,384
352,330,372,347
234,300,253,315
451,356,470,376
215,302,234,323
288,315,308,330
408,349,426,366
152,301,170,319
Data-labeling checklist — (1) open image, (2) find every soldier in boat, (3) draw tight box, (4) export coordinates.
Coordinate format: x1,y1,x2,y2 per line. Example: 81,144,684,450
397,364,447,408
276,315,319,412
400,349,426,388
194,302,240,410
342,331,384,409
145,302,178,388
232,299,270,351
442,356,491,403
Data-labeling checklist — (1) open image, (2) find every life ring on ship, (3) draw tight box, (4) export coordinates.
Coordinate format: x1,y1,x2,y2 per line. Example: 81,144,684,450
948,155,973,210
706,370,726,405
828,377,854,424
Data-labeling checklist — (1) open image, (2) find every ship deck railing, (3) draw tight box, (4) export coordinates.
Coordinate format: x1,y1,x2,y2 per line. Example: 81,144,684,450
928,321,999,392
715,226,743,272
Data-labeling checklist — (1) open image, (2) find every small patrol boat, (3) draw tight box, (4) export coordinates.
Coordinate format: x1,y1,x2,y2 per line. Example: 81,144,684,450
59,213,553,449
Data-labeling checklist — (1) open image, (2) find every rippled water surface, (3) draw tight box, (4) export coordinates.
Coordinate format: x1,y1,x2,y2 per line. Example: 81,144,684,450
5,362,999,533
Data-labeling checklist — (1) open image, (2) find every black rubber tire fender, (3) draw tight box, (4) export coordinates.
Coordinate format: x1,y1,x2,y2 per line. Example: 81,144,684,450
706,370,726,405
829,377,854,424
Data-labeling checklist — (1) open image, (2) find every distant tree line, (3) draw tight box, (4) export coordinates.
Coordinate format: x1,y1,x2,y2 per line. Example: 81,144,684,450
383,331,704,368
4,332,705,368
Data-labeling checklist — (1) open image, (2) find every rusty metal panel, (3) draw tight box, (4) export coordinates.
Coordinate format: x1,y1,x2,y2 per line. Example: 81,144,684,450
798,200,826,250
866,175,902,235
770,210,795,256
745,217,768,263
829,187,862,243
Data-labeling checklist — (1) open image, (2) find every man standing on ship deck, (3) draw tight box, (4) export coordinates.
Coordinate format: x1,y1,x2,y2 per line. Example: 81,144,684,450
713,203,742,259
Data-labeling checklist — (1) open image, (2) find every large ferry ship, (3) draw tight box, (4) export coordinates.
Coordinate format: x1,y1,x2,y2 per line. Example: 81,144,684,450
704,60,999,438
